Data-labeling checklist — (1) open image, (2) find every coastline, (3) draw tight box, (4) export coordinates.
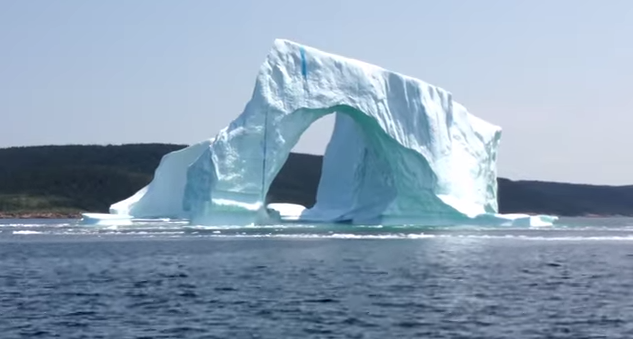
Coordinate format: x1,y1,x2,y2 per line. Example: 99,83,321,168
0,211,83,219
0,211,627,220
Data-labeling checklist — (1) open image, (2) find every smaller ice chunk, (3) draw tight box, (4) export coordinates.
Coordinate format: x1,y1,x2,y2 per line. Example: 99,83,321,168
267,203,307,222
79,213,133,226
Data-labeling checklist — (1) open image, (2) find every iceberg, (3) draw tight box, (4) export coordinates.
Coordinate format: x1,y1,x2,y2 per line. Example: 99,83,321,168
107,39,556,227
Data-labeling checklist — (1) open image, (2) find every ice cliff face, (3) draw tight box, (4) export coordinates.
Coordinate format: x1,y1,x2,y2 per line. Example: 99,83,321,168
110,39,555,226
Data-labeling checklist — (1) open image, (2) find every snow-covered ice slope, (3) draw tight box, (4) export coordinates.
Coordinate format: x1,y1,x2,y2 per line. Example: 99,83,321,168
111,39,555,226
110,139,212,219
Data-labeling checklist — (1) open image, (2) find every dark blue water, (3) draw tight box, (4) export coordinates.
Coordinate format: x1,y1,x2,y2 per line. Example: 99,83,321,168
2,218,633,338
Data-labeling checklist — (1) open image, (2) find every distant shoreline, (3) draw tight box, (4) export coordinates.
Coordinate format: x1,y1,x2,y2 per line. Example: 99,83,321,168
0,212,83,219
0,212,627,220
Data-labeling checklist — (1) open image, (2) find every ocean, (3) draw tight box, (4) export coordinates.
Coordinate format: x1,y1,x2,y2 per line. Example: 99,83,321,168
1,217,633,338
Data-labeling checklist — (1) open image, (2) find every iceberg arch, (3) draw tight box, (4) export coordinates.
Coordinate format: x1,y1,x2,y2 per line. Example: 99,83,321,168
108,39,556,227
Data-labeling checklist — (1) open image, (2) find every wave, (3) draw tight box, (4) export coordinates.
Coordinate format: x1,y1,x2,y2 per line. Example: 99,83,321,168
6,228,633,242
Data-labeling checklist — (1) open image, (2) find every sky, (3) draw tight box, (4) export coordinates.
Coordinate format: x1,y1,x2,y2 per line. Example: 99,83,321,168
1,1,632,185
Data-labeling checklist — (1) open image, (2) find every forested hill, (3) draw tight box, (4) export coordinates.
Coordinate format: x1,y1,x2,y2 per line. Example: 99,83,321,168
1,144,632,218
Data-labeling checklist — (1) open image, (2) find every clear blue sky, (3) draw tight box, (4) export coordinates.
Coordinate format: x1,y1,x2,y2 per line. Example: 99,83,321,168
1,1,632,185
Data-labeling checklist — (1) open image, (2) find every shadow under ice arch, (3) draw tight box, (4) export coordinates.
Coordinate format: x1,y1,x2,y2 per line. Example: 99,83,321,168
106,39,557,227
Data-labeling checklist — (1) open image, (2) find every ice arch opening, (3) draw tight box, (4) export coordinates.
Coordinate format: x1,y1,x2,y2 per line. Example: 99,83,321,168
265,106,403,225
265,114,333,210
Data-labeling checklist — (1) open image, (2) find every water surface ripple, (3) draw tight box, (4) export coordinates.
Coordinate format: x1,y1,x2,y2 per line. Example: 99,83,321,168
1,217,633,338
